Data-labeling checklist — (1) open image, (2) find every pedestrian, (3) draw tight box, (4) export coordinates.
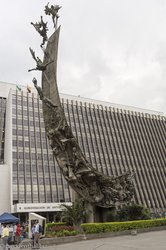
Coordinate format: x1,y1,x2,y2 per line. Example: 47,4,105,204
13,224,17,244
0,224,4,246
8,225,13,244
21,222,26,238
34,220,40,249
0,224,3,237
31,223,36,248
1,224,9,250
15,224,21,246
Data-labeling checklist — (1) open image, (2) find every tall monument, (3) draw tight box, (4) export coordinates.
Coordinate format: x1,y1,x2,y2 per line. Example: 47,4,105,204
29,4,134,210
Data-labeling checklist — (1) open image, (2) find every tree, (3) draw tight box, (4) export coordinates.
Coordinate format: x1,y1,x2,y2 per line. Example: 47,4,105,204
117,203,151,221
60,198,87,229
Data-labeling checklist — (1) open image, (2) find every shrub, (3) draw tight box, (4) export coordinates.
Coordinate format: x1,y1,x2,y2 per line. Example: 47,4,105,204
48,225,74,233
45,222,79,237
117,204,151,221
54,230,79,237
46,222,66,231
105,207,119,222
81,218,166,234
60,198,87,227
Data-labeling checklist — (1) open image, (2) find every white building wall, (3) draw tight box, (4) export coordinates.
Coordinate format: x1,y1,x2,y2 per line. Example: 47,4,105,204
60,93,164,116
0,81,165,215
0,164,11,213
0,81,16,98
4,89,13,212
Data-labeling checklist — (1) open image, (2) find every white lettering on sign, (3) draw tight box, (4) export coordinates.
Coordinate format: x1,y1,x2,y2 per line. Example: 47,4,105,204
13,202,72,213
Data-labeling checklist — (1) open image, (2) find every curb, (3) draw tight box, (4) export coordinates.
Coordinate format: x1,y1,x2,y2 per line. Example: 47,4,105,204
20,225,166,247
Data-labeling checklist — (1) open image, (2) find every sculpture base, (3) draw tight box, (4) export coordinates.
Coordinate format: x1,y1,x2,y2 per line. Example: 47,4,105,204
72,190,114,223
86,204,113,223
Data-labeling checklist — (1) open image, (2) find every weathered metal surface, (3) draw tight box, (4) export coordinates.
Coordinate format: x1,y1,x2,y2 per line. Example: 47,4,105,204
30,5,134,208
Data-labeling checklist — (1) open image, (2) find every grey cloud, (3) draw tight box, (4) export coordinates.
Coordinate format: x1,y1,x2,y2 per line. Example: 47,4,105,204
0,0,166,114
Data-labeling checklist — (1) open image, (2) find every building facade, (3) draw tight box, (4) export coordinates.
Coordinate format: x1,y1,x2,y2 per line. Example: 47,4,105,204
0,81,166,220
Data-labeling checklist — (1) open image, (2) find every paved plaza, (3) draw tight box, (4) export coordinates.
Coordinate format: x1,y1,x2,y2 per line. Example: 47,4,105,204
45,231,166,250
6,230,166,250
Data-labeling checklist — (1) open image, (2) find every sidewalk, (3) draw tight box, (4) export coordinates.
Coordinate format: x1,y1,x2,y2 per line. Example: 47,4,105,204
5,230,166,250
32,230,166,250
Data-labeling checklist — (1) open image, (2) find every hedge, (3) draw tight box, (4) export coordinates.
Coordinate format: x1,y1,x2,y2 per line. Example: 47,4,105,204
46,222,66,231
45,222,80,237
81,218,166,234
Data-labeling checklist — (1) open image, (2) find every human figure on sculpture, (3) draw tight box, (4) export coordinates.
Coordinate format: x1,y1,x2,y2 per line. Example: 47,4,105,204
32,77,57,108
31,16,48,47
44,3,61,28
87,179,104,203
52,109,67,131
72,147,92,176
29,50,53,72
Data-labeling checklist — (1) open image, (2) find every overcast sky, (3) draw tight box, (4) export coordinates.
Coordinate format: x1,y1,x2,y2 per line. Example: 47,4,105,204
0,0,166,114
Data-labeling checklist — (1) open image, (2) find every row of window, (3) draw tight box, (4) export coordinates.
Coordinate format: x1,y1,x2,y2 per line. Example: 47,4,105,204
0,97,6,162
10,93,166,207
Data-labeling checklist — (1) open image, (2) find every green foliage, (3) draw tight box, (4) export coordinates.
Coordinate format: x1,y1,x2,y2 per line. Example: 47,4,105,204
45,223,79,237
81,218,166,234
60,198,87,227
46,225,74,233
105,207,118,222
45,218,166,237
105,204,151,222
117,204,151,221
46,222,66,231
56,230,79,237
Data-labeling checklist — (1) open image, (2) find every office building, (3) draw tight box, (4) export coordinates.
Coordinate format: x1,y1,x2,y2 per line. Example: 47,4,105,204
0,81,165,221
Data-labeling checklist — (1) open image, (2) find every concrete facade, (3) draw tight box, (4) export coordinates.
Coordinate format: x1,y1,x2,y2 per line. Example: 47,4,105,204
0,164,10,213
0,81,165,218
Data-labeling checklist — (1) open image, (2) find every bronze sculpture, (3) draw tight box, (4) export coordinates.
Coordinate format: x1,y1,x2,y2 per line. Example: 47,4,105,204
31,16,48,47
28,48,54,72
44,3,61,28
29,4,134,208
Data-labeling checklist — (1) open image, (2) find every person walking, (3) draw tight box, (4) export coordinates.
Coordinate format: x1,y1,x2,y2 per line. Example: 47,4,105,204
34,220,40,249
13,224,17,244
0,224,4,246
21,222,26,239
1,224,9,250
15,224,21,246
31,223,36,248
